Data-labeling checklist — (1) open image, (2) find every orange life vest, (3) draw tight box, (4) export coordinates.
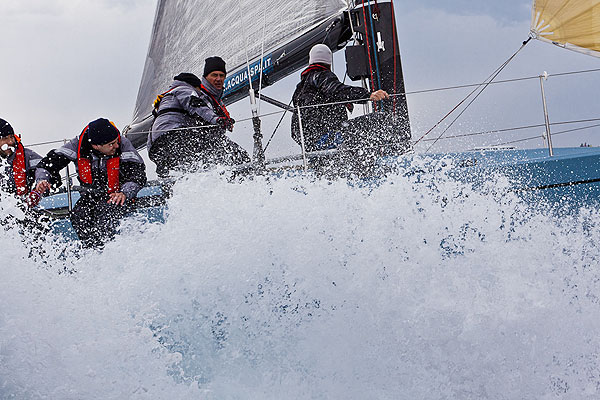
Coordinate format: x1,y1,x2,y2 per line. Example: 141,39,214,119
77,126,120,194
12,136,28,196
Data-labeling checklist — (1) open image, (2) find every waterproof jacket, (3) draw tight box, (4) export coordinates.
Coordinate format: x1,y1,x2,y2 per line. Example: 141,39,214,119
291,64,370,151
149,78,230,149
35,134,146,200
0,146,42,194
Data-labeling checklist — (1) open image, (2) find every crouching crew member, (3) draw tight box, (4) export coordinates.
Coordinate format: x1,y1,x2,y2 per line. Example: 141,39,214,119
291,44,389,152
148,56,249,177
0,118,44,208
34,118,147,248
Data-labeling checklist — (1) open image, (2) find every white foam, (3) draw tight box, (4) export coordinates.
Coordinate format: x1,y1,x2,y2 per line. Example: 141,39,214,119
1,162,600,398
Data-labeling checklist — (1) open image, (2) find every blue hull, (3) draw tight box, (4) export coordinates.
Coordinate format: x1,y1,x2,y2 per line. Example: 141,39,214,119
415,147,600,207
38,147,600,239
38,185,167,239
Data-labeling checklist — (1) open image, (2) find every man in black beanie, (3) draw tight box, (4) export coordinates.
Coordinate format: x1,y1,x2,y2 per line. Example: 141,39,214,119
34,118,147,248
0,118,44,207
148,56,249,178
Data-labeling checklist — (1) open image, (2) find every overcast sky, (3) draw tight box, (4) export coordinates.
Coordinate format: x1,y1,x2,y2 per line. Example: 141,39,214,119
1,0,598,162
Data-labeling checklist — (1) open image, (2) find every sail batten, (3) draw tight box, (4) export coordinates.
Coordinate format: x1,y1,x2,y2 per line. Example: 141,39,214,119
531,0,600,57
131,0,347,126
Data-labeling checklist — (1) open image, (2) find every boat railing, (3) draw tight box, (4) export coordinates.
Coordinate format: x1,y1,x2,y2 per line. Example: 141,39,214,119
25,66,600,206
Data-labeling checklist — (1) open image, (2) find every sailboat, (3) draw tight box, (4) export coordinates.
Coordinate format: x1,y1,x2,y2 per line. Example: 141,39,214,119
37,0,600,234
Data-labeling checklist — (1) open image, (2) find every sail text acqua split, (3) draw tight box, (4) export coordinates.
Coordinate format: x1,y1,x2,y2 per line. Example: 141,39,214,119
223,55,274,96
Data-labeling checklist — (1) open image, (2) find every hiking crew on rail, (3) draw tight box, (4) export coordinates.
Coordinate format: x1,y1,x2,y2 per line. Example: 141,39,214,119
0,118,45,208
34,118,147,248
148,56,250,177
291,44,389,152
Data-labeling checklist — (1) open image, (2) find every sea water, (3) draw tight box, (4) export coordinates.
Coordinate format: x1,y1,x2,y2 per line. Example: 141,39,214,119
1,160,600,399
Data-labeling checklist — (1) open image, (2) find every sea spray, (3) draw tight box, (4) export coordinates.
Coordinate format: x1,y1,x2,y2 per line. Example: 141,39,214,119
1,161,600,399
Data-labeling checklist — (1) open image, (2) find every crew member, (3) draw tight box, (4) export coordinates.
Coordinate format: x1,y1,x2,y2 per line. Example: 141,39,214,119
291,44,389,152
0,118,44,207
34,118,147,248
149,56,250,177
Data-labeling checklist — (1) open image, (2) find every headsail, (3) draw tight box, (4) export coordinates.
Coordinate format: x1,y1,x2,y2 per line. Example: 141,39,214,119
127,0,348,147
531,0,600,57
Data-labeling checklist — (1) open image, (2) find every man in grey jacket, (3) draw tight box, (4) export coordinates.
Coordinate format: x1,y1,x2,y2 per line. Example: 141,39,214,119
35,118,147,248
149,57,250,177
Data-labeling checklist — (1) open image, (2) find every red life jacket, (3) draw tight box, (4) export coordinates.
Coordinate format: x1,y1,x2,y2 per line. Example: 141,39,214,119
12,136,28,196
200,84,231,120
77,126,120,194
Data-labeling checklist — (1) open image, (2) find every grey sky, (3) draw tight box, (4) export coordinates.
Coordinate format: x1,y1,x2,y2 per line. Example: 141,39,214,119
0,0,598,162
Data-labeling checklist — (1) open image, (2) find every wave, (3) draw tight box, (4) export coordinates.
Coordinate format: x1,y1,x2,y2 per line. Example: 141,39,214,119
1,161,599,399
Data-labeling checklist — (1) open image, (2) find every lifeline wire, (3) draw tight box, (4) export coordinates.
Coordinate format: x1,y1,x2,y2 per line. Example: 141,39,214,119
25,67,600,150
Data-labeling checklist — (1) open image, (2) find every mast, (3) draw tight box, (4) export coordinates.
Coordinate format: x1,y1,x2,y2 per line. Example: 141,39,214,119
345,0,411,142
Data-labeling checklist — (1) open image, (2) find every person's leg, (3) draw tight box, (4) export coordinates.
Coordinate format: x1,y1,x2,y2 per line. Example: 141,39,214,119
70,193,128,248
70,194,101,248
218,136,251,165
92,201,127,245
149,132,190,178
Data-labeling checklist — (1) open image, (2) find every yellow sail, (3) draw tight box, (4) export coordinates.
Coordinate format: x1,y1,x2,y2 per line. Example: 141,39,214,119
531,0,600,57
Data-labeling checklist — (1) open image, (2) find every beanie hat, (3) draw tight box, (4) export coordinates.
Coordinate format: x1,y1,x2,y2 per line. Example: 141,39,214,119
87,118,120,145
203,56,227,77
309,44,333,65
0,118,14,138
174,72,202,88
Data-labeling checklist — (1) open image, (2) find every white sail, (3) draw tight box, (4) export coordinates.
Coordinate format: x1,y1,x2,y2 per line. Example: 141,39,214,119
132,0,347,125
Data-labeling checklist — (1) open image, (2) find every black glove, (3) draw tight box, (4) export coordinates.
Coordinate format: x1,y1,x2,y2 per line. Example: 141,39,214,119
217,117,235,132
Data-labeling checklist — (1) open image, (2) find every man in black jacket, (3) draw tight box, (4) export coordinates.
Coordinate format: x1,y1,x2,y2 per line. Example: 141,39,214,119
35,118,147,248
291,44,389,152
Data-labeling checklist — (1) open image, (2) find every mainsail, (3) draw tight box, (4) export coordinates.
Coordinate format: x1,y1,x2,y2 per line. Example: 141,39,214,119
531,0,600,57
127,0,348,147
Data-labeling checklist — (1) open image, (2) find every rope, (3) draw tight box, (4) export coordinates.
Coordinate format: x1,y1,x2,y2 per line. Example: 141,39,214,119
390,0,398,116
366,1,382,90
361,1,376,95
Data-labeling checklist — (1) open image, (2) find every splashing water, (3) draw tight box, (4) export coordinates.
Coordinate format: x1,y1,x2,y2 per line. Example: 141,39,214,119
1,160,600,399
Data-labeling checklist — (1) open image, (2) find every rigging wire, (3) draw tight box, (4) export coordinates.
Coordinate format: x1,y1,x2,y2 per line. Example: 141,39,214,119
29,114,600,153
361,1,376,96
262,100,293,152
37,119,600,189
365,0,382,90
390,0,399,116
414,37,532,149
26,67,600,150
237,0,254,95
257,4,268,115
419,118,600,142
490,122,600,148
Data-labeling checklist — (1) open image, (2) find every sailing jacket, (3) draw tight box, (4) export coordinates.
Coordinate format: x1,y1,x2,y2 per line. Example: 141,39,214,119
149,78,231,149
35,134,146,200
1,144,42,195
291,64,370,151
